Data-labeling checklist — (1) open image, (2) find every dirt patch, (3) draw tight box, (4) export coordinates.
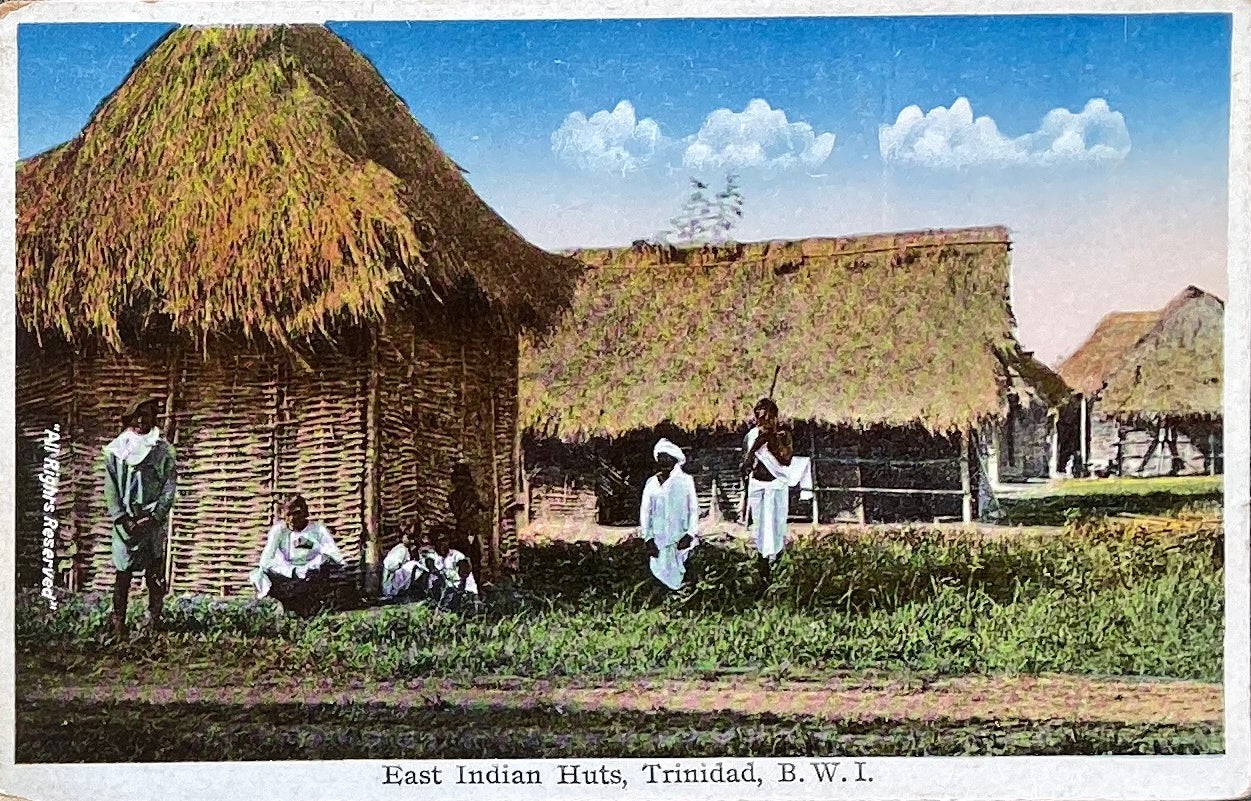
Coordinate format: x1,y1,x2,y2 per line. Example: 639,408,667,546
22,670,1220,726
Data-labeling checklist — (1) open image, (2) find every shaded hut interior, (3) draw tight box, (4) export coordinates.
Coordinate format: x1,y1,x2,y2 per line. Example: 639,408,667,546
14,25,580,595
520,228,1066,526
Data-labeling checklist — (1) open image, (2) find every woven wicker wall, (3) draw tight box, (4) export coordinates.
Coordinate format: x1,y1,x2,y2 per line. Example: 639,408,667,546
274,346,368,576
531,484,599,521
490,340,520,573
172,351,278,596
72,351,172,592
18,316,522,595
377,321,424,552
376,312,520,582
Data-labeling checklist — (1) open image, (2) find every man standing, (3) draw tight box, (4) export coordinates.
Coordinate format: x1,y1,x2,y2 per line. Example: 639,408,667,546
103,398,177,639
640,438,700,590
741,398,794,587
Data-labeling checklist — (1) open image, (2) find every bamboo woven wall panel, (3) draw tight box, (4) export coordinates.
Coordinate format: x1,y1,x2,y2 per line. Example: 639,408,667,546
275,353,368,572
492,336,520,574
532,485,598,520
375,315,523,581
406,331,466,534
72,352,171,592
172,352,277,596
377,320,424,554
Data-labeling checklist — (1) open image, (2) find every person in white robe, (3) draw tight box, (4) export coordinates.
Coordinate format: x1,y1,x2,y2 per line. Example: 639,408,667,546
250,495,347,615
382,530,438,600
639,438,700,590
420,531,478,610
741,398,811,587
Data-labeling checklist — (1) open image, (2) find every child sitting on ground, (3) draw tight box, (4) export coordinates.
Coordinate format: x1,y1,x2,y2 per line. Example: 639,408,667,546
422,528,478,611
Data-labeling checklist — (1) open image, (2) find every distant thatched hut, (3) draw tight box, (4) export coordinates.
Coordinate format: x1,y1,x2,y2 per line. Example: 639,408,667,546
519,227,1069,525
15,26,580,596
1057,287,1223,477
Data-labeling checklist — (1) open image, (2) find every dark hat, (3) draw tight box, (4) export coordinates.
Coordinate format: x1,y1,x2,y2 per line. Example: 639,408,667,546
119,398,164,426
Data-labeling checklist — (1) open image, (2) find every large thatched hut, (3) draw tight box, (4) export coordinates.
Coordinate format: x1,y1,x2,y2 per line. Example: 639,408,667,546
1057,287,1223,477
519,227,1069,525
15,26,580,596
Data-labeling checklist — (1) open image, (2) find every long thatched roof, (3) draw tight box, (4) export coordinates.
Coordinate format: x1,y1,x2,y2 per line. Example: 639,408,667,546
1100,286,1224,421
17,25,581,350
1057,310,1161,395
520,226,1066,440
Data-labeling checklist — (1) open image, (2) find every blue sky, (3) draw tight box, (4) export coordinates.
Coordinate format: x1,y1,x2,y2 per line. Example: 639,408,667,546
16,15,1233,364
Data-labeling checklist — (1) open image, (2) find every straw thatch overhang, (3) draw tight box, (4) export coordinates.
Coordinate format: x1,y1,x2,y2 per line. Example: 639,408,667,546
16,24,581,352
1100,286,1224,422
1057,311,1161,397
520,226,1063,441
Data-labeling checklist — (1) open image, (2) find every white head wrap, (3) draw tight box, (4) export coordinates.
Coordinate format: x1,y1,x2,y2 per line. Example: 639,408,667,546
104,427,162,467
653,438,686,465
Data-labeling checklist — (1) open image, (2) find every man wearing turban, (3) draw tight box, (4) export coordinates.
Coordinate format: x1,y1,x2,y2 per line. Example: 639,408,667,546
639,438,700,590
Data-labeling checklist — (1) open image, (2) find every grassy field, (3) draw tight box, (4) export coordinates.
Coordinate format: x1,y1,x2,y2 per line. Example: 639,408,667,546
997,475,1223,526
15,514,1224,761
1041,476,1223,497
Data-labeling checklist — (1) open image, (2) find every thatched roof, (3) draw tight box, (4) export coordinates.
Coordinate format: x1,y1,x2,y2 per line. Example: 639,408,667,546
17,25,581,350
1100,286,1224,421
520,226,1066,440
1057,311,1161,396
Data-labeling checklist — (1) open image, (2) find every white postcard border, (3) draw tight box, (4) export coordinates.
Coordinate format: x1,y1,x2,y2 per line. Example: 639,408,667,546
0,1,1247,800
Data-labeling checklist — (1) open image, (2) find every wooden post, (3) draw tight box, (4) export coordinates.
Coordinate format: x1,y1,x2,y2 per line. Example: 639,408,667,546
1209,431,1218,475
1079,396,1089,476
161,346,182,594
270,359,287,520
987,425,1001,490
1048,415,1060,478
489,393,501,578
809,428,820,526
1156,425,1166,477
853,431,866,524
513,412,526,538
361,331,382,597
959,430,973,523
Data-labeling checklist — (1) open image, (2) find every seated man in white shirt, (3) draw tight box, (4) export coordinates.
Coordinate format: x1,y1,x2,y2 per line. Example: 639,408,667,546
250,494,347,616
382,527,439,601
422,527,478,611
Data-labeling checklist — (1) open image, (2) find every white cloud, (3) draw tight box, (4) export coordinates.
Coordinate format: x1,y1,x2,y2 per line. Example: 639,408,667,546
550,100,665,174
683,99,836,171
879,97,1131,168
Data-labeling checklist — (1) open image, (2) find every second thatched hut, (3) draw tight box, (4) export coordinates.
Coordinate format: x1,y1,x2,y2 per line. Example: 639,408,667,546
520,227,1069,526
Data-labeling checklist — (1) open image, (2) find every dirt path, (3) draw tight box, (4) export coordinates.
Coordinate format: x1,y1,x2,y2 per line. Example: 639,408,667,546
20,671,1221,725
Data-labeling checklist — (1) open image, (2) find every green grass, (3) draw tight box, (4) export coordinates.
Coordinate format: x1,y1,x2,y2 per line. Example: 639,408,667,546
999,476,1223,526
1045,476,1223,497
18,521,1224,683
